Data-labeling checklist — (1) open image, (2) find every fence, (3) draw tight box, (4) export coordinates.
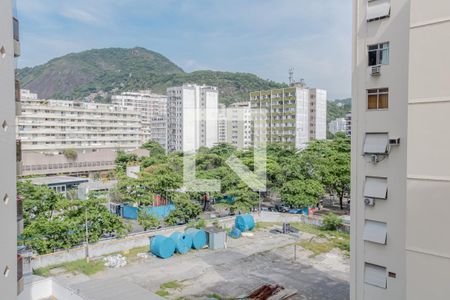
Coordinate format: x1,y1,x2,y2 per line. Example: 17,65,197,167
29,212,348,269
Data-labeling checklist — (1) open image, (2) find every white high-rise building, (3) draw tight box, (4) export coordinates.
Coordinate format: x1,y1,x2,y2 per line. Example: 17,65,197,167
328,118,348,135
218,104,227,144
1,0,23,297
309,88,327,140
226,102,253,149
112,91,167,150
352,1,450,299
167,84,218,153
250,85,327,148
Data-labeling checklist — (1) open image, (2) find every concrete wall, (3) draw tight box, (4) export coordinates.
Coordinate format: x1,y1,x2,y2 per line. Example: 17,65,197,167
18,276,85,300
30,212,340,269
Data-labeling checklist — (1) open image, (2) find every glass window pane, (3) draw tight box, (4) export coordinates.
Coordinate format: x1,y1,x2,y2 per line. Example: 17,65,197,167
368,95,378,109
368,51,377,66
380,48,389,64
379,94,389,109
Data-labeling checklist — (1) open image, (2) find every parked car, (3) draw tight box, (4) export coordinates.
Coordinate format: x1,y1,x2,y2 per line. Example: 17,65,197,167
275,204,290,213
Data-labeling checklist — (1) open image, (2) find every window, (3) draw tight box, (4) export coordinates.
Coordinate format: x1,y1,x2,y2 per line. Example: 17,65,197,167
363,220,387,244
365,263,387,289
363,133,389,154
368,88,389,109
368,42,389,66
364,177,388,199
367,0,391,22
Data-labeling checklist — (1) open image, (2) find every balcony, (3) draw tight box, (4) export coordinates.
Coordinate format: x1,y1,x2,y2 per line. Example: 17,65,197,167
13,17,20,57
16,139,22,176
15,79,21,116
17,196,23,221
17,255,24,295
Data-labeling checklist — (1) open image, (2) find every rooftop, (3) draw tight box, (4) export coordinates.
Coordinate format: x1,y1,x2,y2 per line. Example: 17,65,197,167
24,176,89,186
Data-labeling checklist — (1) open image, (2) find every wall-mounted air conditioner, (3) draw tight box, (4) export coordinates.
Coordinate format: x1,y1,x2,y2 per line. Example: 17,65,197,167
371,65,381,76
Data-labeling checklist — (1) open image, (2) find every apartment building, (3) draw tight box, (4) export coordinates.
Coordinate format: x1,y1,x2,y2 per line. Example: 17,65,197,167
250,85,327,149
309,88,327,140
0,0,23,297
218,104,227,144
167,84,219,153
226,102,253,149
17,94,141,176
328,117,348,135
112,91,168,150
351,1,450,299
345,112,352,136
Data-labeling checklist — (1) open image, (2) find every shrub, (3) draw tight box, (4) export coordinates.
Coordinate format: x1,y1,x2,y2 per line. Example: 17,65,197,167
63,149,78,160
322,213,343,231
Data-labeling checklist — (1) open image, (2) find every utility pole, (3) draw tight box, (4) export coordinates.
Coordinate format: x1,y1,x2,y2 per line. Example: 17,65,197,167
85,206,89,262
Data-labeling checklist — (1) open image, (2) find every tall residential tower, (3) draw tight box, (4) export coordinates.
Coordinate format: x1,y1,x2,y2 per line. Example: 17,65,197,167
167,84,218,153
352,0,450,299
0,0,23,297
250,84,327,149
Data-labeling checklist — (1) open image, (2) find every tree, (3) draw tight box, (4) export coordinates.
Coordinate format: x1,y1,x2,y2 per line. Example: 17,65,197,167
114,174,155,206
280,179,325,208
165,193,201,226
63,149,78,160
141,140,166,156
137,209,160,230
18,182,128,254
115,151,138,173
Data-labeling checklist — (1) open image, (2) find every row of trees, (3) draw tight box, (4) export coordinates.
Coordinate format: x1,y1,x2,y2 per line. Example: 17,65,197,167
18,181,128,254
19,135,349,254
115,134,350,222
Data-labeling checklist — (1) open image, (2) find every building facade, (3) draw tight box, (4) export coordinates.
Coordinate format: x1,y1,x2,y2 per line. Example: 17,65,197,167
250,85,326,149
225,102,253,149
328,117,348,135
167,84,219,153
351,1,450,299
112,91,168,150
308,88,327,140
17,93,141,176
0,0,23,297
217,104,227,144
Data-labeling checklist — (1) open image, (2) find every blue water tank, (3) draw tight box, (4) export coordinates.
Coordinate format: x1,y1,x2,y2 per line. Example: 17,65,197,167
229,227,242,239
150,235,176,259
235,214,255,232
185,228,207,250
170,232,193,254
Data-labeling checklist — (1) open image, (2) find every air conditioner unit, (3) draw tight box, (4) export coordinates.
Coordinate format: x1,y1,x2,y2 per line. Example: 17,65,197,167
364,197,375,206
389,138,400,146
371,65,381,76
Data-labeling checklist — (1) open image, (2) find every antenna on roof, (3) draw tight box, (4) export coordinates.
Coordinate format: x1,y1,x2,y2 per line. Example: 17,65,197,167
289,68,295,85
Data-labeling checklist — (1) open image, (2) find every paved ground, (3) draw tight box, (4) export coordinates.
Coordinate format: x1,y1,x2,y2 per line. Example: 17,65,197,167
56,226,349,300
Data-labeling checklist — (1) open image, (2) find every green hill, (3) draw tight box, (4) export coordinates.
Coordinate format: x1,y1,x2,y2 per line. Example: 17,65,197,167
17,47,285,105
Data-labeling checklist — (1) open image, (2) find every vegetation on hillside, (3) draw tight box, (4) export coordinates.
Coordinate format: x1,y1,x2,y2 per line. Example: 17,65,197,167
17,47,285,106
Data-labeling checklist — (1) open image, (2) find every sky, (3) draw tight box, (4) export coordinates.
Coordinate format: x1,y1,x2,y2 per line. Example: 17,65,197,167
17,0,352,99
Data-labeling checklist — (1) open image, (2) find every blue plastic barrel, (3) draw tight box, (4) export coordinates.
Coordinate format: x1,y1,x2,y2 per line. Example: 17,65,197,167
170,232,193,254
185,228,207,250
235,214,255,232
150,235,176,259
229,227,242,239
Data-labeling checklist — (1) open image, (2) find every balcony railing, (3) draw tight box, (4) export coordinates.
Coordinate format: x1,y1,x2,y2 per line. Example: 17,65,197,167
13,17,19,41
17,196,23,222
13,17,20,57
17,255,24,295
16,139,22,162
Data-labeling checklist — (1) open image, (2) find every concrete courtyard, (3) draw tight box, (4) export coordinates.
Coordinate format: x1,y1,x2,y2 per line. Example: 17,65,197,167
54,224,350,300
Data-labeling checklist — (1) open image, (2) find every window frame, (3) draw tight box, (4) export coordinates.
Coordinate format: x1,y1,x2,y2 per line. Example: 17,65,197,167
368,42,390,66
367,88,389,110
